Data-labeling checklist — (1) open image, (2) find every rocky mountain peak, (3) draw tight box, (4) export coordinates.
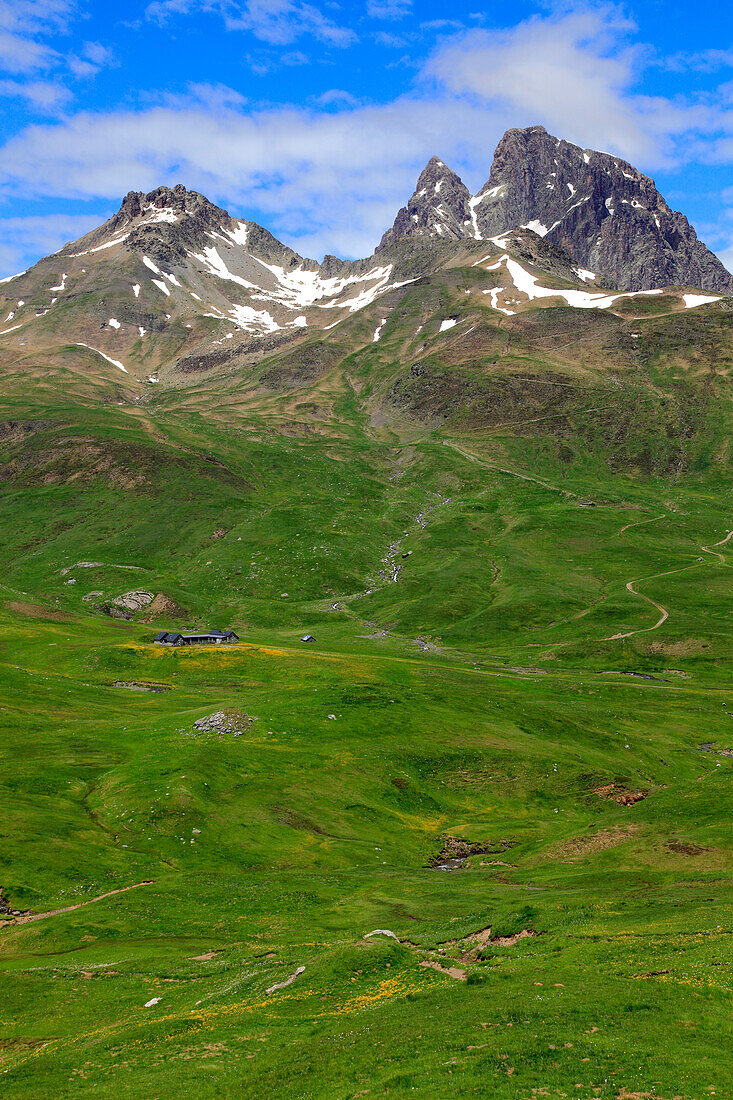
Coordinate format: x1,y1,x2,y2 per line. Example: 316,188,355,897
378,155,473,249
378,126,733,293
113,184,228,230
473,126,733,292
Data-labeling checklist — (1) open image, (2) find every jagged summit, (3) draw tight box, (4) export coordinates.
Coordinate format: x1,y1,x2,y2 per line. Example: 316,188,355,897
115,183,224,224
62,183,306,271
380,126,733,293
0,138,729,396
379,156,473,248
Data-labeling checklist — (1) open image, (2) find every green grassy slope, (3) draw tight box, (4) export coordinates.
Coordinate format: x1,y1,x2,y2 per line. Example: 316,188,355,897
0,271,732,1098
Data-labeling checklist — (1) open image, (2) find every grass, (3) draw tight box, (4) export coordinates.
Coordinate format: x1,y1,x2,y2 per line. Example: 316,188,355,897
0,279,731,1098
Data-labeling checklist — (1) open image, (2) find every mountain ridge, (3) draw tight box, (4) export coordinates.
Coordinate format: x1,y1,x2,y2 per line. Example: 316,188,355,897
0,139,730,397
381,125,733,294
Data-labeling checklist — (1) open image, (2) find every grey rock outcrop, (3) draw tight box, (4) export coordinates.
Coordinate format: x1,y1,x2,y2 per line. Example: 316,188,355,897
473,126,733,293
379,157,473,248
380,127,733,293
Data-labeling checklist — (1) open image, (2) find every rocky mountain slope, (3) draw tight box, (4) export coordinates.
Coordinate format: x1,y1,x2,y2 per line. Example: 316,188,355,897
0,184,430,386
381,125,733,294
1,184,727,396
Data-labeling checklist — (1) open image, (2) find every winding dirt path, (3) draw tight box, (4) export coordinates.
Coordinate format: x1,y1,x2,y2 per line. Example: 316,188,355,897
604,579,669,641
2,880,154,928
701,530,733,562
617,513,667,537
606,529,732,641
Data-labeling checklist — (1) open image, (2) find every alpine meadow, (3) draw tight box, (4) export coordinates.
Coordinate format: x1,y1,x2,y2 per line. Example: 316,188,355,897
0,6,733,1096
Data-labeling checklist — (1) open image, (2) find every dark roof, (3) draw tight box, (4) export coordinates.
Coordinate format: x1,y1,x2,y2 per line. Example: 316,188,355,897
156,628,237,644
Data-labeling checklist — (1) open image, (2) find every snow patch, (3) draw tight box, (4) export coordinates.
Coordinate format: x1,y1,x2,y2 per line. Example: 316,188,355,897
373,317,387,342
467,194,484,240
522,220,549,237
484,255,669,313
141,206,179,225
228,304,281,333
439,318,458,332
225,221,249,248
72,234,130,257
50,273,67,292
108,318,121,329
484,288,515,316
132,284,140,298
0,324,22,335
683,293,721,309
73,343,128,373
152,279,170,296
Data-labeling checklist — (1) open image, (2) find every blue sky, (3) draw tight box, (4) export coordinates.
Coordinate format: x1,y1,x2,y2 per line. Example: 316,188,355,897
0,0,732,275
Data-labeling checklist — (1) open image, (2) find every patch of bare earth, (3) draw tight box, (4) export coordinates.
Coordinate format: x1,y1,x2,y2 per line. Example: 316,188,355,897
428,835,513,867
665,839,708,856
594,783,649,806
645,638,711,657
141,592,185,620
554,824,640,861
419,960,466,981
441,925,540,963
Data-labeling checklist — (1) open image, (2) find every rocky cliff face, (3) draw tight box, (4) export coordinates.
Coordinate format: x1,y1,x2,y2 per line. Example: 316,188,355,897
380,127,733,294
379,157,473,248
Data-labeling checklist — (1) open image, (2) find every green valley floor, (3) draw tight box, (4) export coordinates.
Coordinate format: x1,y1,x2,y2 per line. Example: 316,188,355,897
0,413,732,1099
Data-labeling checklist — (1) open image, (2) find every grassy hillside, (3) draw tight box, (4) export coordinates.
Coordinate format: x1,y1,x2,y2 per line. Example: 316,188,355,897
0,270,732,1098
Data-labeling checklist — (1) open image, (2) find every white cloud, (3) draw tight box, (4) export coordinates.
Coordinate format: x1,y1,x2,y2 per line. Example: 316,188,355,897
0,95,494,260
146,0,356,46
0,77,70,109
0,1,113,93
424,9,717,166
0,0,72,35
0,6,732,271
0,0,72,74
0,212,103,275
0,29,59,73
367,0,412,18
68,41,116,78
